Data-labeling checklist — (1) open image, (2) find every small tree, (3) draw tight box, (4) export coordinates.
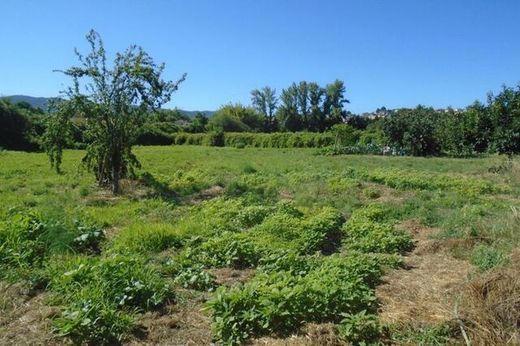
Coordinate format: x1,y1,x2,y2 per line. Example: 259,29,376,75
48,30,185,193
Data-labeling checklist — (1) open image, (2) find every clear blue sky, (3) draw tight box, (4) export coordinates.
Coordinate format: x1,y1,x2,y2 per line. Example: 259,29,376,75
1,0,519,113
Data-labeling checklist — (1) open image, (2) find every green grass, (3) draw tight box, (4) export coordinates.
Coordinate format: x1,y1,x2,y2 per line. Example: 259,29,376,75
0,146,518,344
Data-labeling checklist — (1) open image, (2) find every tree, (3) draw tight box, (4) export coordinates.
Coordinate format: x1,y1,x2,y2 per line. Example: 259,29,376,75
297,81,309,128
251,86,278,131
277,84,302,132
47,29,186,193
488,85,520,155
383,106,441,156
323,79,349,127
308,82,325,131
209,103,262,132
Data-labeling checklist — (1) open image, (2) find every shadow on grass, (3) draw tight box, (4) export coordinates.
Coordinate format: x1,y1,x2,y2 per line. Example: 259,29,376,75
140,172,179,203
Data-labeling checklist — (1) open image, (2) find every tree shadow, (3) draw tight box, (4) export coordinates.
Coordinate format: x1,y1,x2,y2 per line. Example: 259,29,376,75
140,172,179,203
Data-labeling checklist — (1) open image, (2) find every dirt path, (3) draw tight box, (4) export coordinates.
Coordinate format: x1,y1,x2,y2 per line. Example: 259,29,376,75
376,220,473,326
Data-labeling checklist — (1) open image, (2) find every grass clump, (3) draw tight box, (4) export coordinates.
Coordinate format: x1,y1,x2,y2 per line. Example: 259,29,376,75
109,222,183,254
470,244,506,271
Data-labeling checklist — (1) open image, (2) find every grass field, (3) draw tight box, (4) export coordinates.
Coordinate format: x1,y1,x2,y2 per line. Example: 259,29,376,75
1,146,519,345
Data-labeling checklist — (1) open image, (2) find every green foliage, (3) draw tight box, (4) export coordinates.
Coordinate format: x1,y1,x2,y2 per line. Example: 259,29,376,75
0,99,41,151
206,254,380,345
389,323,455,345
383,106,441,156
208,103,262,132
337,310,381,344
71,219,106,255
363,186,381,199
0,211,105,274
470,244,506,271
169,262,217,291
0,211,49,270
173,131,335,148
47,255,172,344
343,205,414,254
47,29,185,193
42,100,75,173
109,222,183,254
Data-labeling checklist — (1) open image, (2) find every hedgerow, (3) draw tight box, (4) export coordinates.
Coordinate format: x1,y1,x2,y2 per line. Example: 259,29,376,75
171,131,335,148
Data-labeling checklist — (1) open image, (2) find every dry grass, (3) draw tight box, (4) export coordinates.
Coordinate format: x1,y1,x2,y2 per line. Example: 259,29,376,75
208,267,256,287
460,251,520,345
376,220,473,326
0,283,60,345
252,323,346,346
128,290,212,346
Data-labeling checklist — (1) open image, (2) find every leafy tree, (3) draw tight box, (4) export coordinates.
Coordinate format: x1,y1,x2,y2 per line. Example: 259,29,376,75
324,79,349,127
383,106,441,156
0,99,40,151
251,86,278,131
488,85,520,155
308,82,325,131
187,112,209,133
47,29,185,193
277,84,302,132
297,81,310,128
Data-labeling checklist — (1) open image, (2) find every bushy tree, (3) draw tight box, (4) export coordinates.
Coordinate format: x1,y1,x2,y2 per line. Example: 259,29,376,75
47,30,185,193
209,103,262,132
383,106,441,156
488,85,520,155
0,99,41,151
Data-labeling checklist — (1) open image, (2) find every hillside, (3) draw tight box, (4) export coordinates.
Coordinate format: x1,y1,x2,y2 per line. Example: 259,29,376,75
1,95,214,117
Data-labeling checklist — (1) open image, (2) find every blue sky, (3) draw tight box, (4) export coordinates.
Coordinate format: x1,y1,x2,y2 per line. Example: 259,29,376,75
1,0,519,113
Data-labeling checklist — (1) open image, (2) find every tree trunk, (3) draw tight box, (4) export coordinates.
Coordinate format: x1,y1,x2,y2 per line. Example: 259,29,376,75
111,151,121,195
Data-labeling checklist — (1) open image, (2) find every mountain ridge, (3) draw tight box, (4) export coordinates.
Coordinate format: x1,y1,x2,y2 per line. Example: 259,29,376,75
1,95,215,117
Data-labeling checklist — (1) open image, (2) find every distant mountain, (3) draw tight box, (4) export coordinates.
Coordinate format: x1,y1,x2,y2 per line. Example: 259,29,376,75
2,95,51,110
178,110,215,118
1,95,215,117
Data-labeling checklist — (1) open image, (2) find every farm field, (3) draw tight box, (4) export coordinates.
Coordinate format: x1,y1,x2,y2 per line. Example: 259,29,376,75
1,146,519,345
